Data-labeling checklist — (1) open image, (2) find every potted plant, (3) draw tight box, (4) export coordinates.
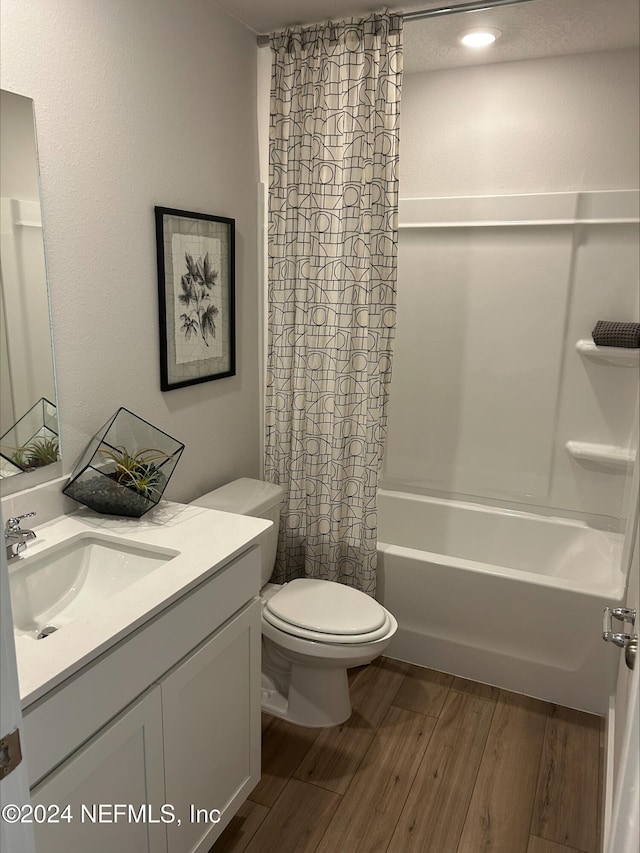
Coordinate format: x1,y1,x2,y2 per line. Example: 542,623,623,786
0,398,59,475
63,408,184,517
9,436,60,470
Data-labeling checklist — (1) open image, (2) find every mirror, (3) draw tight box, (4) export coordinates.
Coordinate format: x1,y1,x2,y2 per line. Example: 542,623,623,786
0,89,60,482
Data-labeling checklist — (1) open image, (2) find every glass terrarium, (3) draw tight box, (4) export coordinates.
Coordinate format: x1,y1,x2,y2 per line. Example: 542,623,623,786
0,398,59,475
63,407,184,517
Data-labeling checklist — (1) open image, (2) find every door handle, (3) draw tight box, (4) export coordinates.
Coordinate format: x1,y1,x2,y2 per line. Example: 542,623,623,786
603,607,637,670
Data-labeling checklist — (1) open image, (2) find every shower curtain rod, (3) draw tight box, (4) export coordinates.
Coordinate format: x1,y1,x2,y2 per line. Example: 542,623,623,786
256,0,538,44
402,0,538,22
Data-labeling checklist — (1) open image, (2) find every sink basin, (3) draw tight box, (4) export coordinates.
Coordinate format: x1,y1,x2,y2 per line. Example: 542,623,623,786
10,534,179,639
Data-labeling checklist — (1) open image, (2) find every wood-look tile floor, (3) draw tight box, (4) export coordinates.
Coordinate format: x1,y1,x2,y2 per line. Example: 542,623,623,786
212,657,604,853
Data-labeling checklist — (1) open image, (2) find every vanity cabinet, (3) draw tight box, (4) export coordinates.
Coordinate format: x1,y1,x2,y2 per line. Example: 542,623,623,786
163,600,260,853
31,687,167,853
25,546,262,853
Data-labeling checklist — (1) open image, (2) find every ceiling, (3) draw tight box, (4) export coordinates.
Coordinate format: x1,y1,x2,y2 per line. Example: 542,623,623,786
214,0,640,73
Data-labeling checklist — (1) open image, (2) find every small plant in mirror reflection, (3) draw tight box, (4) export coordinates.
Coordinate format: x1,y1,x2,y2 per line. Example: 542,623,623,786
178,252,219,346
7,436,60,470
98,445,169,498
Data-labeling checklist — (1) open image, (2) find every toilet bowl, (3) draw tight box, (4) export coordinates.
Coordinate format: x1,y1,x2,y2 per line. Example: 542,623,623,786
191,478,397,727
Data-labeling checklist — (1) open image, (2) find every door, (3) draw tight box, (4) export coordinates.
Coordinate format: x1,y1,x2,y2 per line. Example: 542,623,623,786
604,504,639,853
0,506,35,853
30,686,167,853
162,599,261,853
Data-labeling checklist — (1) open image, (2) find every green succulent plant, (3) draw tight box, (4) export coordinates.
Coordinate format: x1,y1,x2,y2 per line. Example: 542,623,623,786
98,445,169,498
7,436,60,470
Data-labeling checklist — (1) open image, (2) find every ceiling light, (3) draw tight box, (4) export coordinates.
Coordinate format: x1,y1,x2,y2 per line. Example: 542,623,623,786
459,28,502,48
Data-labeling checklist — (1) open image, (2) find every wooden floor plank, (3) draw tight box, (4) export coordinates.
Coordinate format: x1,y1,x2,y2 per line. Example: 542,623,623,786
221,660,602,853
316,705,436,853
249,716,320,808
347,656,411,727
348,664,368,685
243,779,340,853
451,676,501,702
389,690,495,853
531,705,601,853
392,665,453,717
294,656,409,794
457,691,551,853
527,836,585,853
210,800,269,853
597,717,605,849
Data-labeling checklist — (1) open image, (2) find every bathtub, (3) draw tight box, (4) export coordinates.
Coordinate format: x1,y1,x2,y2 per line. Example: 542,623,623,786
376,489,627,714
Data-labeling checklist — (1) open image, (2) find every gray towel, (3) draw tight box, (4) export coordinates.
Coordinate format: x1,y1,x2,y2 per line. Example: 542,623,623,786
592,320,640,348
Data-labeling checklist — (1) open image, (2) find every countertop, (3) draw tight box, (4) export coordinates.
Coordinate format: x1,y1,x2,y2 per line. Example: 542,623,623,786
9,501,271,707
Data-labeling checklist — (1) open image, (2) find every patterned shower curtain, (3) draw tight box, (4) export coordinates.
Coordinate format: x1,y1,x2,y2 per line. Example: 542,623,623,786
265,13,403,595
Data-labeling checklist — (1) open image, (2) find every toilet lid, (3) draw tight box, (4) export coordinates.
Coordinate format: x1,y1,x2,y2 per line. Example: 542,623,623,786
263,578,387,636
263,606,393,644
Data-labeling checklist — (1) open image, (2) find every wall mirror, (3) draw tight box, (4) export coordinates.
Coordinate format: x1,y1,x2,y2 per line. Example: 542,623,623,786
0,89,60,488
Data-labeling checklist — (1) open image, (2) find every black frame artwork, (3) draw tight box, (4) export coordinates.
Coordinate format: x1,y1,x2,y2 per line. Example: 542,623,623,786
155,206,236,390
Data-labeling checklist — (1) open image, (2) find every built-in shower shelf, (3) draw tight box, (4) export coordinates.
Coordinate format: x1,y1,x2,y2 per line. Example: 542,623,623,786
565,441,635,472
576,340,639,367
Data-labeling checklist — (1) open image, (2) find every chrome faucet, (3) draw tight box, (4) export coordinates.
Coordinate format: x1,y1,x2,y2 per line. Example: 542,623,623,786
5,512,37,560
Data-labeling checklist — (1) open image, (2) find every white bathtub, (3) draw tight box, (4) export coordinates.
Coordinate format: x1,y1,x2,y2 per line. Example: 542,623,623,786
376,489,627,714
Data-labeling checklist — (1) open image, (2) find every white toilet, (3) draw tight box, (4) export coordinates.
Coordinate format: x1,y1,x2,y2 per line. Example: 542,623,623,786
192,478,398,728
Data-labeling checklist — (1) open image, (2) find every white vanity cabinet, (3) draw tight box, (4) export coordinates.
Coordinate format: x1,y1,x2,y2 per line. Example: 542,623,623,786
163,600,260,853
31,686,167,853
24,545,262,853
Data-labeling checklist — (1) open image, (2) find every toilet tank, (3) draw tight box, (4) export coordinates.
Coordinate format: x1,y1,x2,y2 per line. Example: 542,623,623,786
191,478,284,586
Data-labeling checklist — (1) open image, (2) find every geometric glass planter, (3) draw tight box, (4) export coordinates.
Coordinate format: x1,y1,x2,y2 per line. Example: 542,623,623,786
62,407,185,518
0,397,59,475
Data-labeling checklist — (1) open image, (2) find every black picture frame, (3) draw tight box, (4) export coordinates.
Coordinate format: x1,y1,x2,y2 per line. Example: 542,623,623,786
155,206,235,390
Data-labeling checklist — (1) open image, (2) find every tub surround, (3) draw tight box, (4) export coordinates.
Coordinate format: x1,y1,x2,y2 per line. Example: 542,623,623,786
9,502,270,707
385,189,639,524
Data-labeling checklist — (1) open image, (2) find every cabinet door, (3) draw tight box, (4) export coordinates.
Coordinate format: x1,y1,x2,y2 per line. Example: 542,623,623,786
31,686,167,853
162,598,261,853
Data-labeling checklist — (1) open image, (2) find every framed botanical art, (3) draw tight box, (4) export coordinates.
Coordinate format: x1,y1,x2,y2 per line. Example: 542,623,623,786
155,206,235,390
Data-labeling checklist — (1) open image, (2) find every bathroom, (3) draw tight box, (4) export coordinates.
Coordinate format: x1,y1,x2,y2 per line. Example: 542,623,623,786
1,0,638,852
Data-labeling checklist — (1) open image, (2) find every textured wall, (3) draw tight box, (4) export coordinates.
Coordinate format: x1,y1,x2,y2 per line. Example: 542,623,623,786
400,49,640,197
0,0,260,503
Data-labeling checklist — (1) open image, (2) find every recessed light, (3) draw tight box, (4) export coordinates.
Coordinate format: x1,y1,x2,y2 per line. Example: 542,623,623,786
458,27,502,48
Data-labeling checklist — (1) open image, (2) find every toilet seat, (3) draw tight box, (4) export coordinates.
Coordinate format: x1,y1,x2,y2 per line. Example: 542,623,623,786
262,578,391,644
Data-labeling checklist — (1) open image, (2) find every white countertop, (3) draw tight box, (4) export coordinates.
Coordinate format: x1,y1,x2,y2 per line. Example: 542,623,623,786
9,501,271,708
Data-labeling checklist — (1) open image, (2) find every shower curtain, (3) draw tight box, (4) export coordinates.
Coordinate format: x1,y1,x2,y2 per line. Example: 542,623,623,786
265,13,403,595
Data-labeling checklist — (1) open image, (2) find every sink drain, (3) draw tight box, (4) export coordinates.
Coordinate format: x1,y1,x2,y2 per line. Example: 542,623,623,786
36,626,58,640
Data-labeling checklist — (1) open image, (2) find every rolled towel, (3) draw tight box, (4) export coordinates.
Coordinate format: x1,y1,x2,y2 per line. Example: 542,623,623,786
592,320,640,348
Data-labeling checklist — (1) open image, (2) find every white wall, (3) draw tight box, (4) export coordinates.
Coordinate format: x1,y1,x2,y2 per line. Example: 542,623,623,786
400,49,639,197
0,0,260,503
384,49,640,523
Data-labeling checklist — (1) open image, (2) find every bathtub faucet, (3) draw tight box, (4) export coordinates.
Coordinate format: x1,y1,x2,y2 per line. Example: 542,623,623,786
4,512,37,560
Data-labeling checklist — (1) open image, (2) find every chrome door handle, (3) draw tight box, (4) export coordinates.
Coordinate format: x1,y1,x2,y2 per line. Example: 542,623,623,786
603,607,637,670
